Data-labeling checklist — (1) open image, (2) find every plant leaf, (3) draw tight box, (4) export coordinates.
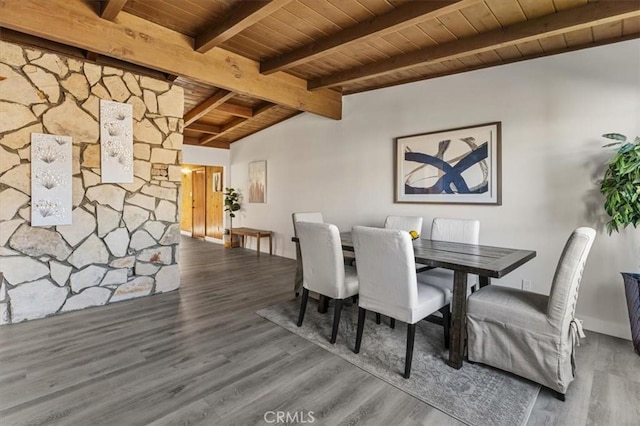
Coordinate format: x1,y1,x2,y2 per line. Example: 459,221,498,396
602,133,627,141
600,134,640,234
619,143,635,154
603,141,622,148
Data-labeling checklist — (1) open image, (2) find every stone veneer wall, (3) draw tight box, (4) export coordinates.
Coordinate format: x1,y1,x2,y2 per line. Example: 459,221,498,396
0,41,185,325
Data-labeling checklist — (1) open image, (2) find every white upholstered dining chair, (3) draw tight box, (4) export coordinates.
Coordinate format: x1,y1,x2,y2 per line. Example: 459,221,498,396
296,222,359,344
292,212,324,296
417,218,481,294
374,215,428,326
466,227,596,400
384,215,430,276
351,226,451,378
293,212,324,226
383,215,423,234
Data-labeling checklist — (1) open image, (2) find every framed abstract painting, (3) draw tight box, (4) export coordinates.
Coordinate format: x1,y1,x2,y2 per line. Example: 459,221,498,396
248,160,266,203
394,122,501,205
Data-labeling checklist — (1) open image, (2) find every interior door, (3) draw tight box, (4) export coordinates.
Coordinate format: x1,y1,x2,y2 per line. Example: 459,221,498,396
180,168,193,233
192,168,206,239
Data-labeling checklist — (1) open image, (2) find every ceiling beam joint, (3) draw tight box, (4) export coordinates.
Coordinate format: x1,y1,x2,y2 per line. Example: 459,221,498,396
199,104,276,145
195,0,294,53
184,90,236,127
185,123,222,134
100,0,128,21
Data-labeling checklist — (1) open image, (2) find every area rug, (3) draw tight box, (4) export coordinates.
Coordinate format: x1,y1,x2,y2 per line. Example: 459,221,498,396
257,299,540,426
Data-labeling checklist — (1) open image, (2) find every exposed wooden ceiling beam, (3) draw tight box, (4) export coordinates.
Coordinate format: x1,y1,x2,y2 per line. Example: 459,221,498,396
0,28,86,58
185,123,221,134
0,0,342,120
184,136,230,150
200,117,246,145
343,32,640,96
216,102,254,119
309,1,640,90
1,29,172,82
195,0,294,53
184,90,236,126
100,0,128,21
261,0,477,75
203,140,231,149
95,52,170,80
199,104,276,145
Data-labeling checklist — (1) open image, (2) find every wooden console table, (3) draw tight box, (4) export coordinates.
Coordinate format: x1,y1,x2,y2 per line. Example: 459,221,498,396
230,227,273,257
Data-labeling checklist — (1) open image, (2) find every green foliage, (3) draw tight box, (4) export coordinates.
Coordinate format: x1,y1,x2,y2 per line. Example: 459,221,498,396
600,133,640,234
223,187,241,219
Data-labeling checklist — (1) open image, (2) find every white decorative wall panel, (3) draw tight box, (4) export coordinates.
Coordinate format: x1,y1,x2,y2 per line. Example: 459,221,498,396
100,100,133,183
31,133,72,226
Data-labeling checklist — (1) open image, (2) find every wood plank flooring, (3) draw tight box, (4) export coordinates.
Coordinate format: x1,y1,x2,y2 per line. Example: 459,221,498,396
0,236,638,425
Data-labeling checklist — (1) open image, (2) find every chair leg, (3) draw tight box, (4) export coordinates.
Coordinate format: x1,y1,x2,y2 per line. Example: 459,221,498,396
297,288,309,327
318,295,329,313
440,304,451,349
404,323,416,379
390,318,395,329
376,313,381,324
330,299,343,344
354,308,366,354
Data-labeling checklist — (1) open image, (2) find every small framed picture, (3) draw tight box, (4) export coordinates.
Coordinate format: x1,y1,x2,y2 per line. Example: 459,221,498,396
213,172,222,192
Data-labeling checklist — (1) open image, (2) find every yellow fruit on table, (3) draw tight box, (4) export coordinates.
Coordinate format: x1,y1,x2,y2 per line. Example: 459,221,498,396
409,230,419,240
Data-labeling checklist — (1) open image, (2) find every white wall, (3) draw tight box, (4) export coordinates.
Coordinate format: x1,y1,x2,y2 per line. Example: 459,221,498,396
230,40,640,339
182,144,229,169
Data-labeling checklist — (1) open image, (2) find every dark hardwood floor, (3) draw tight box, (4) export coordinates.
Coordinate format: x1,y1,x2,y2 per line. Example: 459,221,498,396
0,236,638,425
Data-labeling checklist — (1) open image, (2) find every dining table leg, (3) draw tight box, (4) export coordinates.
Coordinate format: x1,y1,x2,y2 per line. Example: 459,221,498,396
447,270,468,369
479,276,491,288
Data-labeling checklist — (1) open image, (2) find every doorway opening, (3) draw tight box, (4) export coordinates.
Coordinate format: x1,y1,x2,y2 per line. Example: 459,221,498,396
180,164,224,241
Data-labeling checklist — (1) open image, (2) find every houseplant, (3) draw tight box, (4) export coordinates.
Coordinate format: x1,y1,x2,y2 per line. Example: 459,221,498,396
223,187,241,248
600,133,640,356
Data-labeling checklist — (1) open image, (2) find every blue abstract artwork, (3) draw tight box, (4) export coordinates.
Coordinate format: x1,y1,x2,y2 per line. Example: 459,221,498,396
395,122,501,204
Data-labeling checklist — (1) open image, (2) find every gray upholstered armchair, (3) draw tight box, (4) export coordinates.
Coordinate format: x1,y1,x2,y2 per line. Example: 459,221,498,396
466,227,596,400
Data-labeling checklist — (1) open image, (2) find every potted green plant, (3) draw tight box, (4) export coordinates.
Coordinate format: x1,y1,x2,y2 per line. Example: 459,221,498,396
600,132,640,356
223,187,241,248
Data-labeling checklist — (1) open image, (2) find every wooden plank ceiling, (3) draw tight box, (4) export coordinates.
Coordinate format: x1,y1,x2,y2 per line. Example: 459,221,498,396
2,0,639,149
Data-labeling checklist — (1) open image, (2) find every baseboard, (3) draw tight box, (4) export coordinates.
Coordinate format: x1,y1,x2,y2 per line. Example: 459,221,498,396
180,230,192,236
580,314,632,340
204,236,224,245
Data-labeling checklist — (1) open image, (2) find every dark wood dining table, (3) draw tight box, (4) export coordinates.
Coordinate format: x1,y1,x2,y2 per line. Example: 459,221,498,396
292,232,536,369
